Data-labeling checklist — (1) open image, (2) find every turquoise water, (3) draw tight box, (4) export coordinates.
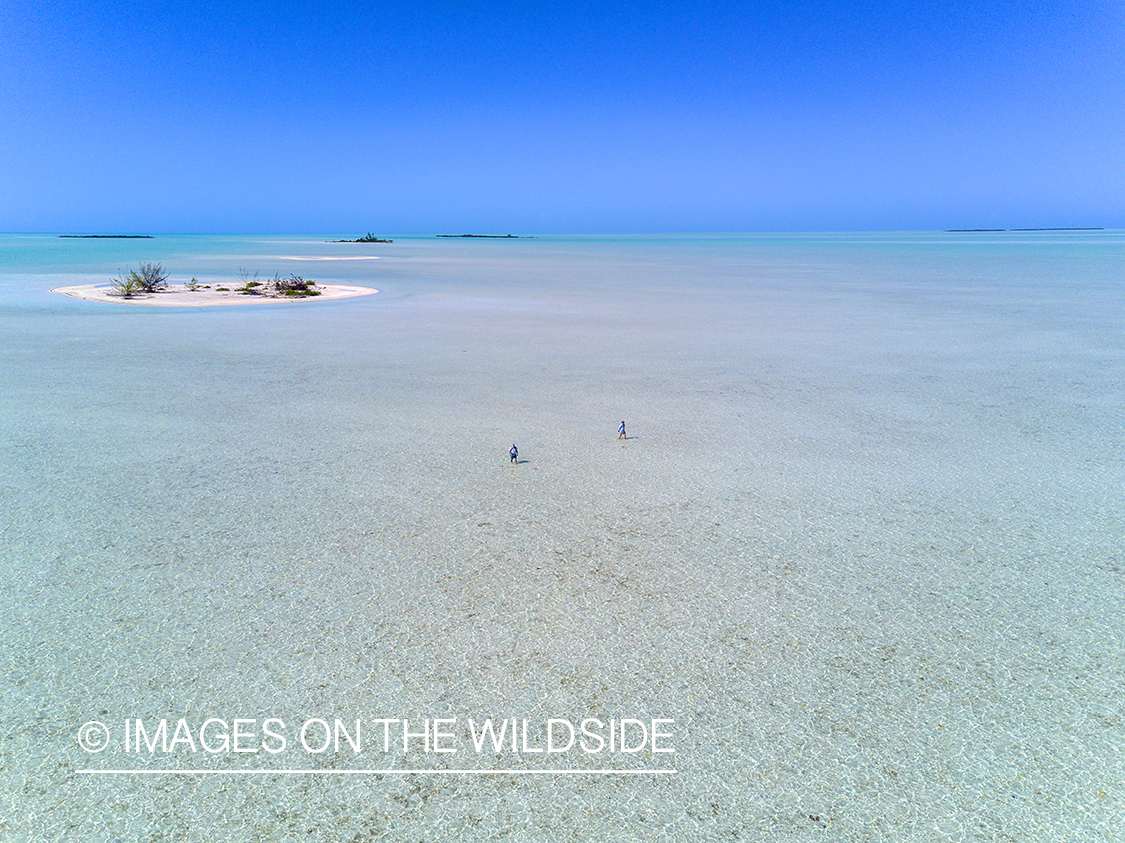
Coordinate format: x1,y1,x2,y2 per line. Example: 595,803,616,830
1,232,1123,840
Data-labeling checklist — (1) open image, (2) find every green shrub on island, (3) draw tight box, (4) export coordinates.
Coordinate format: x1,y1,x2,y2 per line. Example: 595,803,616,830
108,262,168,297
136,262,169,292
186,277,201,291
270,273,320,296
236,267,263,294
108,272,143,298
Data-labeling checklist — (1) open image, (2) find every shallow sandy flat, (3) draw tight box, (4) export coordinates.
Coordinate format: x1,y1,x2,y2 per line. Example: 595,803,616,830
51,282,378,306
7,232,1123,841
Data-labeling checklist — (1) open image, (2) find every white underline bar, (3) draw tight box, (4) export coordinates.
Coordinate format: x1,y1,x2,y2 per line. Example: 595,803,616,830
78,768,676,776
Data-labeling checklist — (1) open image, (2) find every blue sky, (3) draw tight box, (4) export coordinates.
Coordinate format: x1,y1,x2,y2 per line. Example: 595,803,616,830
1,1,1122,233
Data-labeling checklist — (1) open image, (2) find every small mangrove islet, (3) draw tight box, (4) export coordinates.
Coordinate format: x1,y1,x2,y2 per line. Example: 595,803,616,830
328,232,393,243
52,262,378,307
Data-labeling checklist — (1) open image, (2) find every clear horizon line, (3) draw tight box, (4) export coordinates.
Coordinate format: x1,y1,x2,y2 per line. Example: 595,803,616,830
78,768,677,776
5,227,1116,237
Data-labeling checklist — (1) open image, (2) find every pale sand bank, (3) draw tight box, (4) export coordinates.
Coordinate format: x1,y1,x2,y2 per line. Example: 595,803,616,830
51,282,378,306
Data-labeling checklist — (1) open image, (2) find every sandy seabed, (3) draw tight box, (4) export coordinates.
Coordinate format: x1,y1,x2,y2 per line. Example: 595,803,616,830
3,233,1124,841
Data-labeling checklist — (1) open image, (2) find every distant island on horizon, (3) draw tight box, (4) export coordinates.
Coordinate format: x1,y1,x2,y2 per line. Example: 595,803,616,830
945,227,1103,233
328,233,393,243
59,234,154,239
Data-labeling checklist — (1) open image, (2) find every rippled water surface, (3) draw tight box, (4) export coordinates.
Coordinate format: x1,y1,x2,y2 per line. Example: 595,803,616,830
1,232,1122,841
